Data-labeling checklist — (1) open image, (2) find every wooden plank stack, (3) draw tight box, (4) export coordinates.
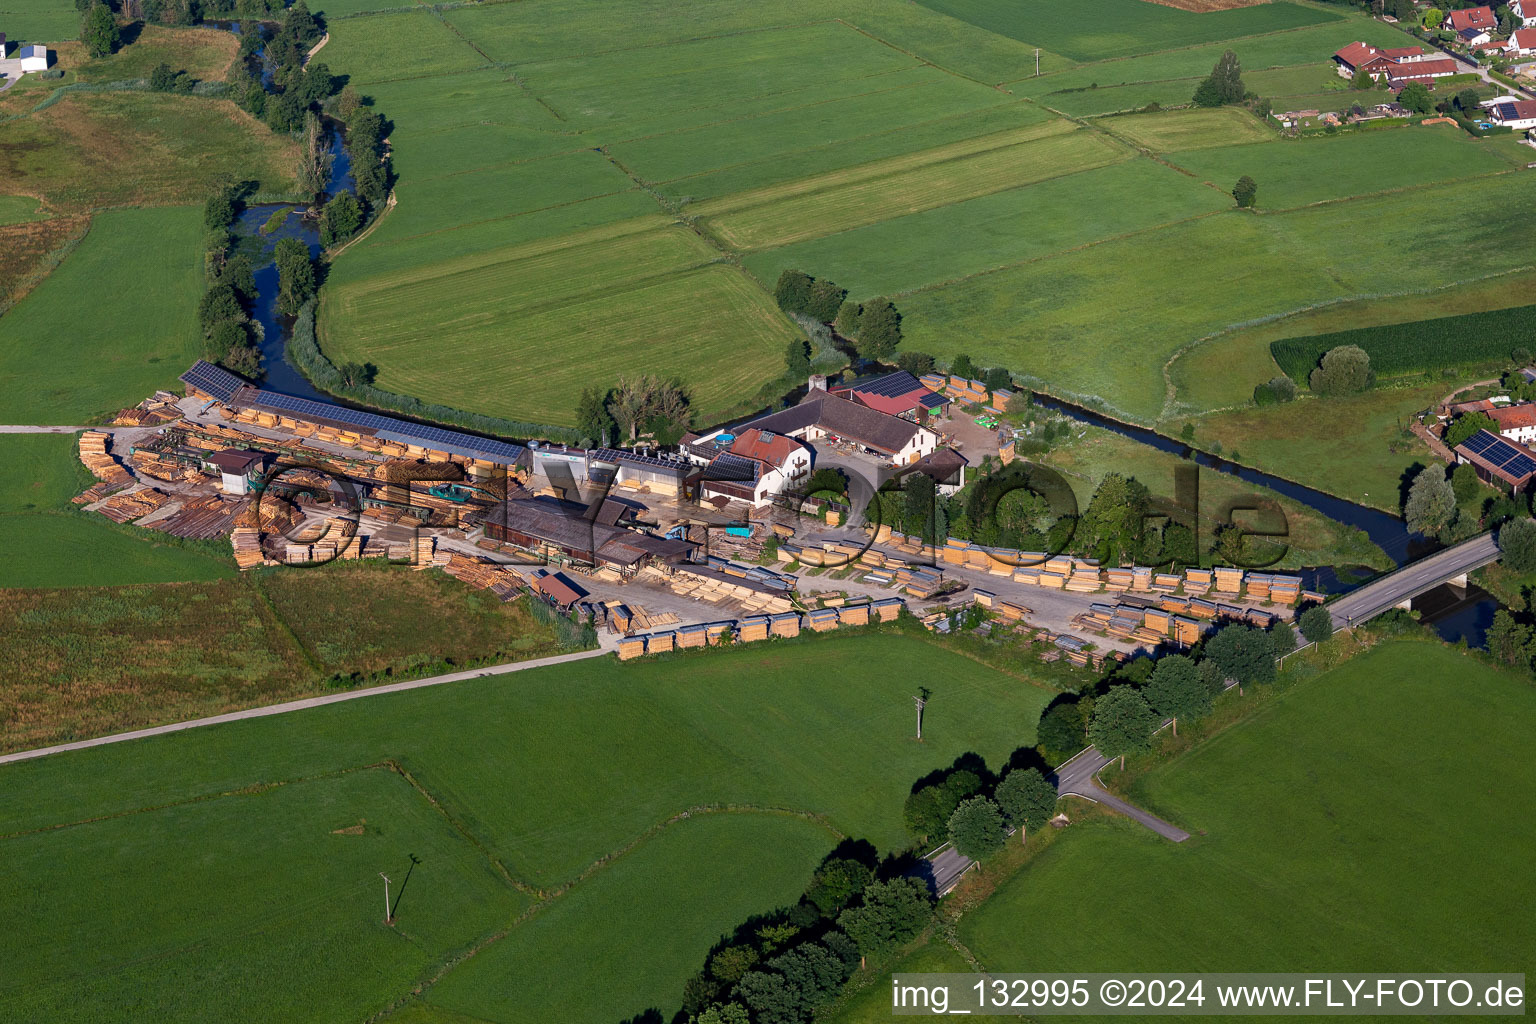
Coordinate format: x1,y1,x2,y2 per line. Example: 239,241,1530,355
230,527,264,569
95,487,172,524
737,616,770,642
770,612,801,637
618,636,647,661
839,603,870,626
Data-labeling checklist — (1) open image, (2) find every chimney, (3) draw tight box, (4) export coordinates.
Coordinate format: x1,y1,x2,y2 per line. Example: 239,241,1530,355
808,374,827,392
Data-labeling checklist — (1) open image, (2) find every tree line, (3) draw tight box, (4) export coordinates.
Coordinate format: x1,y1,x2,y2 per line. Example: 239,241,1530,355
574,377,693,448
774,271,902,363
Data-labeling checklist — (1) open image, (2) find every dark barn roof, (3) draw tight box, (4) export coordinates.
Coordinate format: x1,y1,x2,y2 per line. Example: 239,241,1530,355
739,394,925,455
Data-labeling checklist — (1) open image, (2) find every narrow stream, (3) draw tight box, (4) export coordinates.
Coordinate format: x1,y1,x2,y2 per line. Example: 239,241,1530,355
1031,393,1498,644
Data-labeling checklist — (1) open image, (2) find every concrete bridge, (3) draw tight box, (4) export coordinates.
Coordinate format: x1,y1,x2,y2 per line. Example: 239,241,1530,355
1327,532,1500,631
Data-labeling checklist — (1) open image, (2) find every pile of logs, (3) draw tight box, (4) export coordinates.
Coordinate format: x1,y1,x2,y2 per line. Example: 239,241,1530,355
95,487,173,524
230,527,265,570
150,494,244,539
78,431,131,487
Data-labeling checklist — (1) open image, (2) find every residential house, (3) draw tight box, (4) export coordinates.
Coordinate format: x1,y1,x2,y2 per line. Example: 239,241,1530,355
1385,57,1460,85
1489,404,1536,446
687,426,815,506
706,392,940,469
1509,27,1536,55
1332,42,1456,86
905,447,969,496
1459,25,1493,46
1516,0,1536,28
1488,98,1536,128
1447,6,1497,33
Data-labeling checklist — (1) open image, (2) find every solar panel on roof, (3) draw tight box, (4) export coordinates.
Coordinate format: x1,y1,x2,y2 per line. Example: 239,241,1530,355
1484,439,1520,465
179,360,246,402
243,387,525,463
1462,431,1499,455
707,452,759,481
1504,455,1536,479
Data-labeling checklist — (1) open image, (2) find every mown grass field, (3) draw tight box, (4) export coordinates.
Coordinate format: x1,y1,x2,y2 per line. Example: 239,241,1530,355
0,632,1055,1023
0,207,210,423
310,0,1527,505
0,0,78,40
960,641,1536,973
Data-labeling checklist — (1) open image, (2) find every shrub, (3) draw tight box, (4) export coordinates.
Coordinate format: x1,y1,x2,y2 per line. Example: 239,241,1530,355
947,796,1005,860
1252,376,1296,406
1232,174,1257,208
1308,345,1374,395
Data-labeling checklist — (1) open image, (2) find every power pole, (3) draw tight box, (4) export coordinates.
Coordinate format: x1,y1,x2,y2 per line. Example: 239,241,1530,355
1035,48,1040,76
913,690,929,741
380,872,392,925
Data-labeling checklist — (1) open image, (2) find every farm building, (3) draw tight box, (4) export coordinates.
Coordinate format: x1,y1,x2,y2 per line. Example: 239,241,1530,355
1453,430,1536,493
1331,41,1456,85
179,361,526,478
1448,6,1497,33
476,495,696,570
1487,402,1536,444
19,43,44,71
709,392,939,467
828,370,949,422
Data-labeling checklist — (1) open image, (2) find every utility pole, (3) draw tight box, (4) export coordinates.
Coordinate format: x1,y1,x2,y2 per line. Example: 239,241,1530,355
1035,48,1040,76
380,872,392,925
913,688,930,741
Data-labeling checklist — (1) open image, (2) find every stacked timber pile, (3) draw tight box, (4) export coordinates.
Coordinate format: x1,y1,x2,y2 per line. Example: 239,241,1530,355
131,449,207,484
112,403,180,427
235,494,303,537
78,431,131,488
150,494,245,539
230,528,265,569
439,553,524,601
95,487,173,524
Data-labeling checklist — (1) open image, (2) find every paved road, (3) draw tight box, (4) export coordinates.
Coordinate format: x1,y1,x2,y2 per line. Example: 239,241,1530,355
0,645,613,767
1327,531,1498,631
922,842,977,895
0,425,86,433
1055,747,1190,842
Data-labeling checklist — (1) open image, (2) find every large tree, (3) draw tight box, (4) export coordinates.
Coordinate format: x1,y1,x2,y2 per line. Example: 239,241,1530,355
1398,81,1434,114
1088,684,1156,769
804,858,873,917
855,297,902,360
1444,411,1498,449
784,338,811,379
273,237,315,315
1203,623,1276,691
1404,469,1456,537
836,878,933,955
993,767,1057,845
1232,175,1257,209
902,770,981,844
1143,654,1210,736
807,278,847,323
947,796,1006,861
1298,604,1333,644
606,375,690,442
318,191,363,247
1192,49,1245,106
774,270,813,315
1037,700,1086,761
574,386,615,447
1499,516,1536,573
82,2,120,57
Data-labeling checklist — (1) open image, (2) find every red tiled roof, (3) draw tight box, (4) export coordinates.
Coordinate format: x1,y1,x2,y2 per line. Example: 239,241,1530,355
1492,404,1536,430
1333,41,1380,68
1448,6,1496,31
1389,58,1459,80
1380,45,1427,58
729,427,806,471
1512,28,1536,48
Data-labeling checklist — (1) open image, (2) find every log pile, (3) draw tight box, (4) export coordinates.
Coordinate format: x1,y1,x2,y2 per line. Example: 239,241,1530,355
150,494,245,539
78,431,131,487
230,527,265,569
95,487,173,524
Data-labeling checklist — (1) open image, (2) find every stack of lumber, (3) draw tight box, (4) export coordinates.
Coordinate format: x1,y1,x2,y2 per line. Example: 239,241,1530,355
1184,568,1213,594
1153,573,1182,592
737,616,770,642
839,603,870,626
646,631,676,654
677,624,708,649
1172,616,1204,645
1103,567,1134,592
235,495,302,536
769,612,802,637
945,376,988,405
286,543,314,564
617,636,647,661
72,480,124,505
1245,573,1273,602
112,404,180,426
608,603,633,632
972,590,995,608
994,600,1029,622
1213,567,1243,594
1159,595,1192,616
704,622,732,645
1269,575,1302,605
806,608,840,632
1065,566,1103,593
150,493,243,539
230,527,264,569
1189,598,1218,619
95,487,172,524
78,431,131,486
1130,567,1153,592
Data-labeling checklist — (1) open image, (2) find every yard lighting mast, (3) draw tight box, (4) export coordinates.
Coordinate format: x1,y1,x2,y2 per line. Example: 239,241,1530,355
380,872,392,925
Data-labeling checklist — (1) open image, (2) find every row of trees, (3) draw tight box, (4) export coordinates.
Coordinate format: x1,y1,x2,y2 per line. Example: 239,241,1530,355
200,184,262,375
774,270,903,362
1403,458,1525,543
680,845,935,1024
1042,609,1333,767
903,759,1059,861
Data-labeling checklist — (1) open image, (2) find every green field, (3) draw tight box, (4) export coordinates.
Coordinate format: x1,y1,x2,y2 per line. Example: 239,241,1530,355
0,632,1055,1022
0,207,207,423
959,641,1536,973
0,0,78,40
915,0,1340,62
0,432,233,589
308,0,1528,499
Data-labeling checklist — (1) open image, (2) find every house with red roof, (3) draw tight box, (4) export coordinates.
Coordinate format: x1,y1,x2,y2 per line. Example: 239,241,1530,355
1332,42,1453,86
1488,97,1536,128
1490,404,1536,446
688,426,815,506
1510,27,1536,55
828,369,949,422
1515,0,1536,28
1447,5,1497,33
